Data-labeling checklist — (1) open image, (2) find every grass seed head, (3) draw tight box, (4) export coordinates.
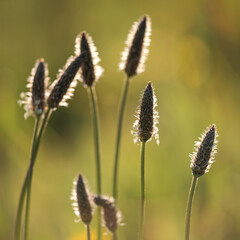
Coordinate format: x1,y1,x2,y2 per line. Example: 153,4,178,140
71,174,93,225
31,59,46,116
75,32,103,87
18,58,49,119
119,15,151,78
132,82,159,144
94,195,121,234
47,54,85,109
190,124,218,177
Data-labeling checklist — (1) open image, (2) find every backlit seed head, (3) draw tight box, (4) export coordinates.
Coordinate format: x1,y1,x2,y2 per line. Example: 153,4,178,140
132,82,159,144
94,195,122,234
47,54,85,109
190,124,218,177
71,174,93,225
75,32,103,87
18,58,49,119
119,15,151,78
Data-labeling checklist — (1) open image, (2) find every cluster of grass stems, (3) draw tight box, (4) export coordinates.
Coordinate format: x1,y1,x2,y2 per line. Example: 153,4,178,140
15,15,218,240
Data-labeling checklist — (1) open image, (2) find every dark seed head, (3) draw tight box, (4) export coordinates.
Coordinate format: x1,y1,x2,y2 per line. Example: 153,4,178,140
120,15,151,78
139,82,154,142
31,59,46,116
80,32,95,87
94,195,121,233
75,32,103,87
47,54,85,109
125,16,146,77
72,174,92,225
190,124,218,177
18,58,49,119
132,82,159,144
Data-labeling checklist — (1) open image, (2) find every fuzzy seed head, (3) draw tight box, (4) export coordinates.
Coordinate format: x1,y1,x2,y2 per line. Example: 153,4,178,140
94,195,121,234
71,174,93,225
75,32,103,87
18,59,49,119
119,15,151,78
47,54,85,109
132,82,159,144
190,124,218,177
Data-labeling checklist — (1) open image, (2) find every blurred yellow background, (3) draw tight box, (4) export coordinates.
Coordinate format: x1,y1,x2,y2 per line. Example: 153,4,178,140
0,0,240,239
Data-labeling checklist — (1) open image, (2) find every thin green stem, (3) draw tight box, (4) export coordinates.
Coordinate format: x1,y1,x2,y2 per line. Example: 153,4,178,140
24,171,32,240
14,172,29,240
86,224,91,240
185,175,198,240
113,232,117,240
89,87,101,194
139,142,146,240
112,76,130,200
24,108,52,240
14,116,40,240
33,108,52,165
88,87,101,240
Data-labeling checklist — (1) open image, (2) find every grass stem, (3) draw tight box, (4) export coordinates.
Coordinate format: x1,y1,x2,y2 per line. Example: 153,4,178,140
87,224,91,240
14,116,40,240
113,232,117,240
139,142,146,240
88,87,102,240
112,76,130,200
14,108,51,240
23,108,51,240
185,175,198,240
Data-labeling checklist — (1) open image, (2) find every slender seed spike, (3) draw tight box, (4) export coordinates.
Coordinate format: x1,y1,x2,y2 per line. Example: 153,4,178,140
125,16,146,77
71,174,93,225
47,54,85,109
119,15,151,77
31,59,46,116
75,31,103,87
18,59,49,119
94,195,121,234
80,33,95,86
190,124,218,177
139,82,153,142
132,82,159,144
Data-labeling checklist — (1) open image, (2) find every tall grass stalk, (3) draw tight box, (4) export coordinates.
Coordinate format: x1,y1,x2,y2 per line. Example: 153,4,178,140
14,117,40,240
15,108,52,240
185,175,198,240
88,86,102,240
112,76,130,200
23,116,40,240
139,142,146,240
114,15,152,202
185,124,218,240
24,108,52,240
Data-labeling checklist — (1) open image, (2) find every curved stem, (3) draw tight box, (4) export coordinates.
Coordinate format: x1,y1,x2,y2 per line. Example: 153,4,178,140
112,76,130,200
185,175,198,240
14,171,29,240
14,116,40,240
139,142,146,240
88,87,101,240
24,171,32,240
86,224,91,240
24,108,52,240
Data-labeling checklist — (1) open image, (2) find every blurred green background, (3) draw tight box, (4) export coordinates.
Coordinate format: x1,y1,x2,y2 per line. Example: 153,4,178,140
0,0,240,239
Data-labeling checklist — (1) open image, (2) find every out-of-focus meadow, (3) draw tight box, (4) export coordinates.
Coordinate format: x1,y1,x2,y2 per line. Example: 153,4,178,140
0,0,240,239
